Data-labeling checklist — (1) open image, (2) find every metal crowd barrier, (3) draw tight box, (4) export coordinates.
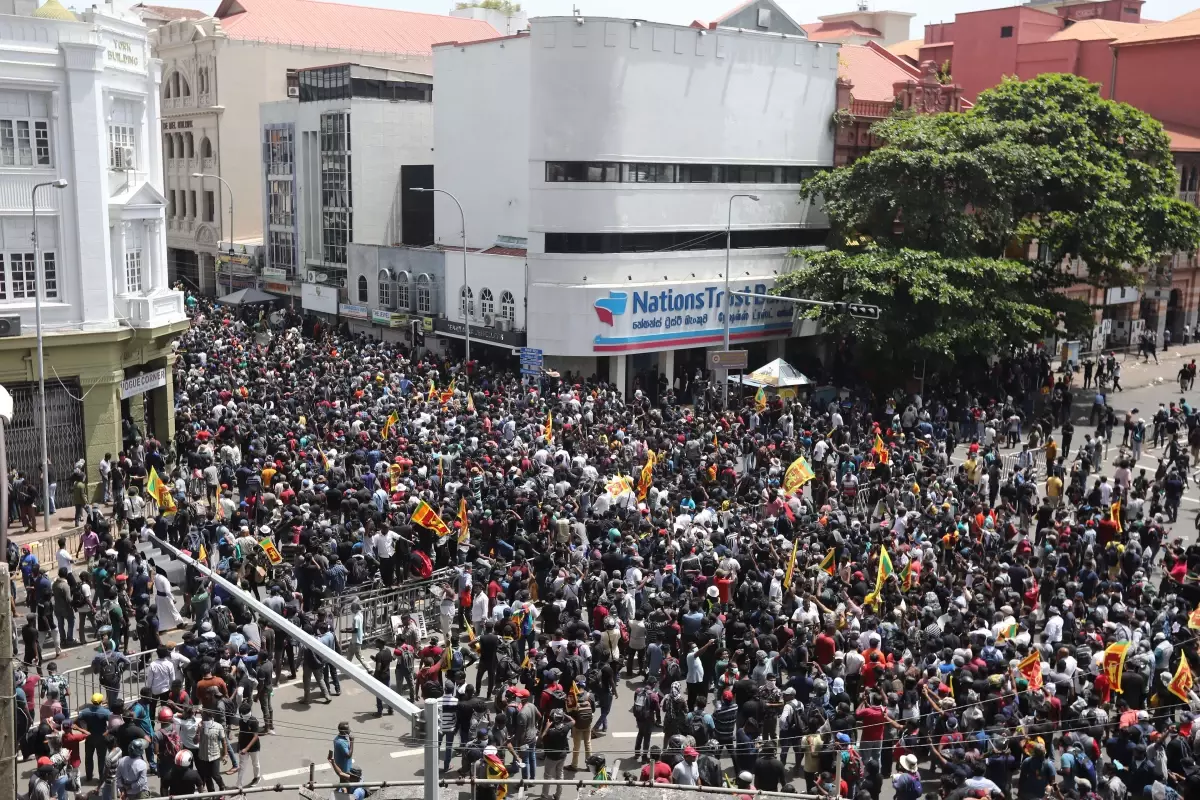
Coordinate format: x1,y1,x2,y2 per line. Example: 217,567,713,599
60,647,155,705
333,567,458,644
18,524,85,559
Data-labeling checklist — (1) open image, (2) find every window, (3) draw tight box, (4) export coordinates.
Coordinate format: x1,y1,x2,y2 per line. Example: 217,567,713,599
500,290,515,321
1000,25,1013,37
180,74,191,97
42,252,56,299
189,190,197,218
108,124,134,169
264,125,295,177
357,274,368,303
416,273,431,314
8,252,35,299
268,230,295,273
396,271,410,310
379,269,394,310
164,135,174,160
322,210,350,265
319,112,352,265
479,287,494,317
204,190,215,223
167,190,175,218
123,222,143,293
184,132,194,158
544,227,830,253
545,161,827,185
268,181,294,227
459,285,474,318
200,137,212,158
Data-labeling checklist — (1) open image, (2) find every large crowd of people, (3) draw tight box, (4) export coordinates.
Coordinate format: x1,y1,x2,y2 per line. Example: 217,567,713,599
9,295,1200,800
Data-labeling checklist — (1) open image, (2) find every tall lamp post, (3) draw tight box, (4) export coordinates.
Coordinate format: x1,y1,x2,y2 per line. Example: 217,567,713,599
31,179,67,532
193,172,235,294
410,188,469,366
722,193,759,409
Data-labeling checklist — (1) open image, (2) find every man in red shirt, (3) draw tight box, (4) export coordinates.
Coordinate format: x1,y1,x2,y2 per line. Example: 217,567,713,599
854,692,902,767
638,746,673,783
814,624,837,667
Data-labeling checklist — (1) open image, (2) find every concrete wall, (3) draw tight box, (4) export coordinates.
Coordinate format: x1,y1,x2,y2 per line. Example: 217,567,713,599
442,251,526,330
1114,39,1200,130
432,35,531,251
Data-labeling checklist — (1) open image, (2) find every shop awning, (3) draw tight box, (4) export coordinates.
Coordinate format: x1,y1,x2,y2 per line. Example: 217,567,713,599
216,288,281,306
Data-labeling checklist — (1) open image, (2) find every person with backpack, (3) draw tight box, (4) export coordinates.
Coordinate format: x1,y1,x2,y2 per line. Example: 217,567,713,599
154,708,182,797
631,684,660,761
565,676,594,771
684,699,713,749
539,708,572,798
661,682,689,753
91,642,129,709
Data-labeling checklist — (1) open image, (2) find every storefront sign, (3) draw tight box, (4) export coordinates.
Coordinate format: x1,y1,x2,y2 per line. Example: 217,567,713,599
339,303,369,320
121,368,167,400
261,267,289,281
301,281,338,315
105,37,143,72
371,310,409,328
264,282,290,293
422,316,434,332
435,318,526,348
163,120,193,130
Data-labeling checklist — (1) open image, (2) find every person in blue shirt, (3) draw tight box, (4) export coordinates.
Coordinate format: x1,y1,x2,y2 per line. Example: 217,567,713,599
328,722,367,799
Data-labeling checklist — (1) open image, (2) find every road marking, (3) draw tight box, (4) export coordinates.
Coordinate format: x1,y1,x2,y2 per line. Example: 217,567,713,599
262,763,332,781
390,747,424,758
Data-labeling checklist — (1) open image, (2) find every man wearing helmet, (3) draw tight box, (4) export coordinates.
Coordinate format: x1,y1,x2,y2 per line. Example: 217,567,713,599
166,749,203,796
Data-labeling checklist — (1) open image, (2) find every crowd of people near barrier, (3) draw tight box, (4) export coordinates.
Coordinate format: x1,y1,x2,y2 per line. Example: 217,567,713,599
8,295,1200,800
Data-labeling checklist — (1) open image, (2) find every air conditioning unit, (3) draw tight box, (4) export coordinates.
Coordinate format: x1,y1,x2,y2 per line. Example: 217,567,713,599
114,147,135,170
482,312,495,327
287,86,300,98
495,318,511,332
336,277,346,288
0,314,21,337
306,270,318,283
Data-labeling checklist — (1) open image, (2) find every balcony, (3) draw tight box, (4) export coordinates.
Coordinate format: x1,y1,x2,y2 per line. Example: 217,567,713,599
848,99,893,119
201,156,215,172
118,289,186,328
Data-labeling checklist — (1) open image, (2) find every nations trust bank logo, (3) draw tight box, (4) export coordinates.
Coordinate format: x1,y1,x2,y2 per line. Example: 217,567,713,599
593,292,628,326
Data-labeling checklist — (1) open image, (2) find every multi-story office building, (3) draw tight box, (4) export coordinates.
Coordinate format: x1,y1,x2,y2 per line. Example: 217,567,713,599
145,0,501,295
430,5,837,396
0,0,186,502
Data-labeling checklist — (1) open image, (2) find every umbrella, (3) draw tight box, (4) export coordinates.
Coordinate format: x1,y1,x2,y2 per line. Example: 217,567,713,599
726,358,812,388
216,288,280,306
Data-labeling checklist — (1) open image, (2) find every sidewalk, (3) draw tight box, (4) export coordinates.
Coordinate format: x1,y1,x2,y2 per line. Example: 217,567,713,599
1073,341,1200,393
6,507,89,550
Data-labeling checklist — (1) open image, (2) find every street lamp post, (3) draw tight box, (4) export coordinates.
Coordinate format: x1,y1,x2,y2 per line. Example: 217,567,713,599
722,193,759,409
193,172,235,294
410,188,469,367
31,179,67,533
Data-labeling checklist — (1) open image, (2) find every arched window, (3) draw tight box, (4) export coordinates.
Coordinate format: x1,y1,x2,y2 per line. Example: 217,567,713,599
395,270,410,310
184,132,194,158
198,67,208,94
164,135,174,159
163,80,172,100
174,133,183,159
200,137,212,158
416,273,432,314
171,72,180,98
500,290,515,321
357,275,368,303
180,75,191,97
378,268,394,310
459,286,474,318
479,287,494,317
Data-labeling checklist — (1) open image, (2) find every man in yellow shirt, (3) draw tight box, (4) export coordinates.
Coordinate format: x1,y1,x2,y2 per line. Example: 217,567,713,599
1046,472,1063,507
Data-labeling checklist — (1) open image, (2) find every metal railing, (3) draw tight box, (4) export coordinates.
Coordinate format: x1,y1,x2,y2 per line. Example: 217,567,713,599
60,647,155,706
18,524,84,559
333,567,457,644
998,446,1047,479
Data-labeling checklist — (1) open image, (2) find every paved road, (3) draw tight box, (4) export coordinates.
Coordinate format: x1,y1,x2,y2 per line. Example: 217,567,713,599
18,344,1200,798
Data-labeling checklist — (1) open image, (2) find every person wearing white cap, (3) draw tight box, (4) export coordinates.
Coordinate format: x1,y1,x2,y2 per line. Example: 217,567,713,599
892,754,921,800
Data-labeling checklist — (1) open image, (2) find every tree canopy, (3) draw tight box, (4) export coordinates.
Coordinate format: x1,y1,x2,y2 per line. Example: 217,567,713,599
776,73,1200,371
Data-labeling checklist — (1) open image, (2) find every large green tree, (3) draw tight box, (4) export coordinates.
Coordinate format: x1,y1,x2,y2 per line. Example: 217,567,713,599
778,73,1200,370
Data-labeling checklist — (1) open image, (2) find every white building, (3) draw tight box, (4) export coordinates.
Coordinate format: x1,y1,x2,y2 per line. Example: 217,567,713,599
145,0,504,295
259,63,437,308
431,8,837,396
0,0,186,501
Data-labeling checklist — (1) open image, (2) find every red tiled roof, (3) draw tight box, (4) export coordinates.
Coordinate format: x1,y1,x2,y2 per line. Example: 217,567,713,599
1048,19,1152,41
802,20,883,41
213,0,499,55
135,3,206,20
1164,122,1200,152
481,246,527,257
886,37,923,61
839,42,920,103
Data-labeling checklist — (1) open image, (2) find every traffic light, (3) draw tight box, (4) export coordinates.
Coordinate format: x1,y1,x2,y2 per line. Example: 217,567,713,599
846,303,881,320
411,319,425,346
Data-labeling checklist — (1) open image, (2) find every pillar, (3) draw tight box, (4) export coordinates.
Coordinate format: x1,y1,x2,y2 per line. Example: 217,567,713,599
659,349,675,389
612,354,628,398
81,370,123,501
149,358,175,443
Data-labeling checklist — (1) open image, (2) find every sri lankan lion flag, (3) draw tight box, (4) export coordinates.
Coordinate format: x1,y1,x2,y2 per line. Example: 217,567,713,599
606,474,633,497
901,559,916,592
782,456,815,496
427,380,437,401
863,545,893,610
466,392,475,413
440,378,456,405
381,410,399,440
318,448,331,473
819,548,836,576
457,497,470,546
874,434,890,465
1111,499,1123,534
1188,602,1200,631
637,451,655,501
412,499,452,538
1103,641,1131,693
1169,656,1195,702
755,386,767,413
485,754,510,800
544,411,553,443
1017,651,1043,691
147,467,177,516
783,538,799,589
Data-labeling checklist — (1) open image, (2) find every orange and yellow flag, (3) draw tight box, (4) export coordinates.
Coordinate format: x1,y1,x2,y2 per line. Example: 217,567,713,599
457,497,470,545
1169,656,1195,702
412,499,452,538
637,452,655,501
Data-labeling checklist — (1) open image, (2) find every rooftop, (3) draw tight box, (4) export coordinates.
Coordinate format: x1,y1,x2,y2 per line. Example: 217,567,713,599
803,20,883,41
839,42,919,102
134,3,206,21
212,0,500,55
1164,122,1200,153
1112,8,1200,46
885,36,923,60
1048,18,1153,41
